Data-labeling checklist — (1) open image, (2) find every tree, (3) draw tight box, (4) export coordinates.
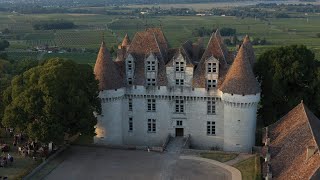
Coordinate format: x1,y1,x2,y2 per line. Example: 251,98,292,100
254,45,320,125
0,40,9,51
2,58,101,144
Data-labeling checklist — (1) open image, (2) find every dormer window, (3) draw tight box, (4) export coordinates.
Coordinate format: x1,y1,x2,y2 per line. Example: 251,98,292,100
127,60,132,71
207,62,217,73
147,61,156,71
175,61,184,72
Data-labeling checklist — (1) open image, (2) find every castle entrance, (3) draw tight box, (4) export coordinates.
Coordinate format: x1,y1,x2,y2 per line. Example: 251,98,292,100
175,128,184,137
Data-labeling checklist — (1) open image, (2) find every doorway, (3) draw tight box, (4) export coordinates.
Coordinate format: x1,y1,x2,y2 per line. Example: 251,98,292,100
175,128,184,137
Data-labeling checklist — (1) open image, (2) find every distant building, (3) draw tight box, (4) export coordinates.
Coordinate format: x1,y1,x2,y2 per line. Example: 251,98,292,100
262,102,320,179
93,28,260,152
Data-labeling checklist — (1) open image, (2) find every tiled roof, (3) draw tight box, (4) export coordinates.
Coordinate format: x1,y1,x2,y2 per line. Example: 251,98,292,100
242,35,255,66
193,29,229,88
126,28,168,86
219,41,260,95
121,34,130,47
94,41,124,90
268,102,320,180
166,47,194,68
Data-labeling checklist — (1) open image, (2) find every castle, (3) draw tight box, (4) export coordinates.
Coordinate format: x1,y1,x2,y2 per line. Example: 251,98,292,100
93,28,261,153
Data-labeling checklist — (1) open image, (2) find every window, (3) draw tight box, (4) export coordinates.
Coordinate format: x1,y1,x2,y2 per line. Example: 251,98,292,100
207,100,216,114
175,99,184,113
207,121,216,135
128,78,132,85
147,60,156,71
207,79,217,88
127,60,133,71
128,98,132,111
147,99,156,112
207,62,217,73
175,79,184,86
175,61,184,72
176,120,183,126
146,78,156,86
148,119,156,133
129,117,133,132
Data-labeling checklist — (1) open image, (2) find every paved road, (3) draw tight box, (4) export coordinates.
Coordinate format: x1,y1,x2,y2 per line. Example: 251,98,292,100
44,146,232,180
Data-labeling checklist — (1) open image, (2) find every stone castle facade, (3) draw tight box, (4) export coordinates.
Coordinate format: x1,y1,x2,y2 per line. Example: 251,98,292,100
93,28,260,152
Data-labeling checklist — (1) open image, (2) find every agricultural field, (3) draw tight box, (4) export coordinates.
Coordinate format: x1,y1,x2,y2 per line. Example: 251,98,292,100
0,9,320,64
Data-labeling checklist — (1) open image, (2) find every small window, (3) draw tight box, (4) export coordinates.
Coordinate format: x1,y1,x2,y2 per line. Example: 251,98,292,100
146,78,156,86
146,60,156,72
129,117,133,132
147,119,156,133
175,99,184,113
175,61,184,72
147,99,156,112
207,100,216,114
127,60,133,71
176,120,183,126
128,98,133,111
128,78,132,85
207,79,217,88
175,79,184,86
207,62,217,73
207,121,216,135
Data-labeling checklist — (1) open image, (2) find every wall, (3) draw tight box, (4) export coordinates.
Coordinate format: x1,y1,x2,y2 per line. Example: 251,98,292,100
95,85,225,149
221,92,260,152
94,88,125,145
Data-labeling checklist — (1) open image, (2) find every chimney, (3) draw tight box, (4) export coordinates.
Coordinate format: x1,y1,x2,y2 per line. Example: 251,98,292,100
266,172,273,180
265,138,270,146
306,146,317,160
265,153,271,162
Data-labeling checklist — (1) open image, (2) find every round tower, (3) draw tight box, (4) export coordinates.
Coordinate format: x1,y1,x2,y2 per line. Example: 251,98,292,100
93,40,125,145
219,38,260,152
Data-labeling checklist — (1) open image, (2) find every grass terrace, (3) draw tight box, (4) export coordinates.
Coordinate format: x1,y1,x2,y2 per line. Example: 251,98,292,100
233,155,262,180
200,152,238,163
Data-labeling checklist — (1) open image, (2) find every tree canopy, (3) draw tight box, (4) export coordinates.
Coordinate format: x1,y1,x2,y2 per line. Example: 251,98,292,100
2,58,101,144
0,40,9,51
254,45,320,125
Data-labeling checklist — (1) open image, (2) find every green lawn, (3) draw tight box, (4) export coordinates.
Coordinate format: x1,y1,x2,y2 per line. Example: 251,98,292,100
233,155,262,180
200,152,238,163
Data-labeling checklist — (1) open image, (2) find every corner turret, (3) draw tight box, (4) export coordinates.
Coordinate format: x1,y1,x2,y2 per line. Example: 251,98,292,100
219,37,261,152
94,40,124,90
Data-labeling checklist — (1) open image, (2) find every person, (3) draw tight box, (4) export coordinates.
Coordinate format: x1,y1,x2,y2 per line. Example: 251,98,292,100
9,156,13,163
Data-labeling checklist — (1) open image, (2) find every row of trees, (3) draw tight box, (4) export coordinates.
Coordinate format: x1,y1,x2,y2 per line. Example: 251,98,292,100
33,20,76,30
192,27,236,37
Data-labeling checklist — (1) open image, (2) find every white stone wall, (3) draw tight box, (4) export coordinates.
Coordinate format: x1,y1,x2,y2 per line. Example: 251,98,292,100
221,91,260,152
94,88,125,145
166,54,193,87
94,86,260,152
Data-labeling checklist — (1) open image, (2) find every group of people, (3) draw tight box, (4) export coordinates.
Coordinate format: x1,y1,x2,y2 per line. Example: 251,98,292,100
0,153,14,167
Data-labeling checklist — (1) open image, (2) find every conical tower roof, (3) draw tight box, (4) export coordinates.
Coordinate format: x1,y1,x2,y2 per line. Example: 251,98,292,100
242,35,255,66
219,44,260,95
94,41,123,90
121,34,130,47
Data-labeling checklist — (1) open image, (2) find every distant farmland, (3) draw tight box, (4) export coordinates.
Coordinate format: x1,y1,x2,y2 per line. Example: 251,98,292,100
1,11,320,64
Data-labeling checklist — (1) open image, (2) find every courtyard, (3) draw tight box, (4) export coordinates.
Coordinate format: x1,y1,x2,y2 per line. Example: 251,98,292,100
30,146,232,180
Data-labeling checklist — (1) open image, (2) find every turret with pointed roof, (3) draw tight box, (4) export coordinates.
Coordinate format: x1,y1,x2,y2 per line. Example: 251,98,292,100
119,34,130,49
242,35,255,66
219,38,260,95
94,41,123,90
193,29,229,88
